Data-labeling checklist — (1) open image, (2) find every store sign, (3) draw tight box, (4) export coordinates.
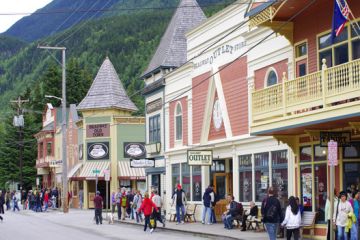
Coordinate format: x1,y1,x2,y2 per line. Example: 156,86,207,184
328,140,338,166
187,150,213,166
320,131,351,147
49,160,63,167
130,159,155,168
86,124,110,138
146,98,162,114
87,142,109,160
124,142,146,159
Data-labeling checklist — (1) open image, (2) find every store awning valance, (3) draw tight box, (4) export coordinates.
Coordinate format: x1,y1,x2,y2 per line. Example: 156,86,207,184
79,161,110,179
118,161,145,180
67,163,82,179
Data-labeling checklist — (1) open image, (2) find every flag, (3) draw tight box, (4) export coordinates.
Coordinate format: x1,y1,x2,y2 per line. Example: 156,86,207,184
331,0,349,43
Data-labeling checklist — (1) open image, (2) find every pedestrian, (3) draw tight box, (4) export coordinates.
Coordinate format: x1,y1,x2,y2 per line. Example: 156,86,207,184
171,184,187,225
93,191,103,225
211,190,218,223
333,191,353,240
120,188,128,220
152,190,165,227
281,196,301,240
223,195,242,230
36,191,42,212
261,187,282,240
0,190,5,215
5,190,10,210
43,190,49,211
202,184,214,225
13,191,20,212
241,201,258,231
127,190,134,219
133,190,143,223
325,189,339,240
79,189,84,210
115,188,122,220
138,192,158,233
111,192,116,214
349,191,359,240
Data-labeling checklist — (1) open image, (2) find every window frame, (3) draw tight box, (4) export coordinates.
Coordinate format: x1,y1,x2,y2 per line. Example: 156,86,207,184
294,40,309,78
174,102,183,142
148,114,161,143
264,67,278,87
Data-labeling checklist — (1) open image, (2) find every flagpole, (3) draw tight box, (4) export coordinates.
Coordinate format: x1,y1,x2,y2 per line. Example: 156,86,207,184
343,0,360,38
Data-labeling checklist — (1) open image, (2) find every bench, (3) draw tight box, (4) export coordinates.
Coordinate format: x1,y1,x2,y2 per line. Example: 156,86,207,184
185,204,197,222
301,211,317,239
245,206,264,231
168,206,177,222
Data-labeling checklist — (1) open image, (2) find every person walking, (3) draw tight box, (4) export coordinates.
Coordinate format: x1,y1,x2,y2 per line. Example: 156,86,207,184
333,191,353,240
13,192,20,212
43,190,49,212
115,188,122,220
93,191,103,225
202,185,214,225
133,190,143,223
120,189,128,220
5,190,10,210
138,192,158,233
325,189,339,240
0,191,5,214
262,187,282,240
152,190,165,227
172,184,187,225
281,196,302,240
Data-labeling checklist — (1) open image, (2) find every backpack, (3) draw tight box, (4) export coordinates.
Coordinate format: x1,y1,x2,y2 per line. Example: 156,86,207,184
265,198,277,222
121,196,127,207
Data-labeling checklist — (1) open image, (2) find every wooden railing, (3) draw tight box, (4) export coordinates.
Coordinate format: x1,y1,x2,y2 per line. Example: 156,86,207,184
252,58,360,123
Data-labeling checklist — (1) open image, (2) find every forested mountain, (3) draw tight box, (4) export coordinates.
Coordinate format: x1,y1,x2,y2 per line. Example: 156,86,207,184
0,36,26,61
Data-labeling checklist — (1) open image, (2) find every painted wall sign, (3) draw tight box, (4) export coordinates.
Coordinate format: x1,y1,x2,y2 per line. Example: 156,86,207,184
86,124,110,138
130,158,155,168
187,150,213,166
146,98,162,114
87,142,109,160
193,40,246,69
320,131,351,147
124,142,146,159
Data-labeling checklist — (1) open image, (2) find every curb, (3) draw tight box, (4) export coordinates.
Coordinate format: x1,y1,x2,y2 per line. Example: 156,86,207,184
114,219,242,240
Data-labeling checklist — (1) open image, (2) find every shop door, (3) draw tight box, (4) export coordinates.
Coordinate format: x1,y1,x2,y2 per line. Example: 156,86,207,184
213,173,233,221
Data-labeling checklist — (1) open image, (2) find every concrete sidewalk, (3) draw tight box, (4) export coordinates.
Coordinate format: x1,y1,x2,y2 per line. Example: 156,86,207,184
117,217,268,240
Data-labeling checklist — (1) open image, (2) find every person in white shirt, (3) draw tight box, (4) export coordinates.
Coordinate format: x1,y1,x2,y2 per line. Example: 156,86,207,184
333,191,353,240
152,190,165,227
281,196,302,240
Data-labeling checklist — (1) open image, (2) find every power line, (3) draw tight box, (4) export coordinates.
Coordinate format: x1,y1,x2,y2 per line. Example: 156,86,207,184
0,1,271,16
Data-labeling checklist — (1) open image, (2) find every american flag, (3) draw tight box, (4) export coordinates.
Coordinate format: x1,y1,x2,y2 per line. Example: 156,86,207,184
331,0,350,43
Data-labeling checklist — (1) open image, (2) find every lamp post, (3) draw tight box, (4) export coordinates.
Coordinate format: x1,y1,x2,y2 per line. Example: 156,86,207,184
39,45,68,213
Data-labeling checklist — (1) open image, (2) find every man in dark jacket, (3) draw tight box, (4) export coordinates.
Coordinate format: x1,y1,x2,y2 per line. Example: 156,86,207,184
202,185,214,224
261,187,282,240
93,191,103,225
223,195,242,230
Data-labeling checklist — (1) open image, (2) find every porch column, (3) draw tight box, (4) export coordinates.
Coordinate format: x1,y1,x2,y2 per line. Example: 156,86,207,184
83,180,88,209
232,145,239,202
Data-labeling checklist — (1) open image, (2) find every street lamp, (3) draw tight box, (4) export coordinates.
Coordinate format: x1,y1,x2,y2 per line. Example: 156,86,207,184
39,45,68,213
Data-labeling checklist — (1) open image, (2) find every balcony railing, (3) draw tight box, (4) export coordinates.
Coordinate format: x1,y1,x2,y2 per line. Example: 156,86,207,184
252,58,360,123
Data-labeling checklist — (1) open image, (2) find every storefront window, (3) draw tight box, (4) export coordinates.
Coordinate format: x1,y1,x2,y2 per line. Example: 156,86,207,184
239,155,252,202
272,150,288,202
343,163,360,194
182,163,191,200
314,164,327,223
171,164,180,192
300,165,312,211
314,145,327,161
211,160,225,172
255,152,269,202
300,146,311,162
343,142,360,158
192,166,202,201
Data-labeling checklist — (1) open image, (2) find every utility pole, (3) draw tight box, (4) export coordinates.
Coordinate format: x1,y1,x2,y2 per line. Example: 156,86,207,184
38,45,68,213
10,96,29,192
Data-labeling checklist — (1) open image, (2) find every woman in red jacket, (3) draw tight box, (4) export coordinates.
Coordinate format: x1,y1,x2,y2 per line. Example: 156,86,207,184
43,190,49,211
138,192,158,233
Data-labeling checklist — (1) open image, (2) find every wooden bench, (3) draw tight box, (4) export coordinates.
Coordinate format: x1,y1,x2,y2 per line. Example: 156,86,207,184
301,211,317,239
185,204,197,222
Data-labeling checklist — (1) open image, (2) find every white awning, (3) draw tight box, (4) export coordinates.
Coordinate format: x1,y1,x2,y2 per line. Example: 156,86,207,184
79,161,110,179
67,163,82,179
118,161,145,180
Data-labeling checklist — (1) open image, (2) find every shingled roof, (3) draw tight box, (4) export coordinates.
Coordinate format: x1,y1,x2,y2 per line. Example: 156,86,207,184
77,57,138,112
141,0,206,78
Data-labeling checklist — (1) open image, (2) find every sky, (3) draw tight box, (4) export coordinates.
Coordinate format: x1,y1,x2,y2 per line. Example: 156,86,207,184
0,0,52,33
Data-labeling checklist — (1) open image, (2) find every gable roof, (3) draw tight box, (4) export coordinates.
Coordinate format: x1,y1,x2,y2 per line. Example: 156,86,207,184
77,57,138,112
141,0,206,78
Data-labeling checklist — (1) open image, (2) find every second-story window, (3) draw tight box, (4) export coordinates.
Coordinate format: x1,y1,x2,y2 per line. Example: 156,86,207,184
39,142,44,158
149,114,160,143
47,142,52,156
175,102,182,141
266,69,278,87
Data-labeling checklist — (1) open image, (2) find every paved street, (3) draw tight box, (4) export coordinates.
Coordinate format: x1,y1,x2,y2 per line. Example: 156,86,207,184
0,209,213,240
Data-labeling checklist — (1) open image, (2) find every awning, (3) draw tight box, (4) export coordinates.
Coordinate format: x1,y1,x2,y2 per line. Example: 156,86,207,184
79,161,110,180
145,167,165,175
67,163,82,179
118,161,145,180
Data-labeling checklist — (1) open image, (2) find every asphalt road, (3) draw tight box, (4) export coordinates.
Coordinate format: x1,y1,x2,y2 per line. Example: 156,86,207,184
0,209,212,240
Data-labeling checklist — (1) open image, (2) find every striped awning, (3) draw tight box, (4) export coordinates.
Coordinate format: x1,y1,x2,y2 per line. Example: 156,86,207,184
79,161,110,179
118,161,145,180
67,163,82,179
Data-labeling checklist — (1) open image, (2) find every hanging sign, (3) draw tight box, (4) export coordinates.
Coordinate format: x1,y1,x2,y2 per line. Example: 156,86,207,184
187,150,213,166
320,131,351,147
130,159,155,168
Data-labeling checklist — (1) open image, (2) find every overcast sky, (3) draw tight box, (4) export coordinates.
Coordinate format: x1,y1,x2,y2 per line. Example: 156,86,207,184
0,0,52,33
